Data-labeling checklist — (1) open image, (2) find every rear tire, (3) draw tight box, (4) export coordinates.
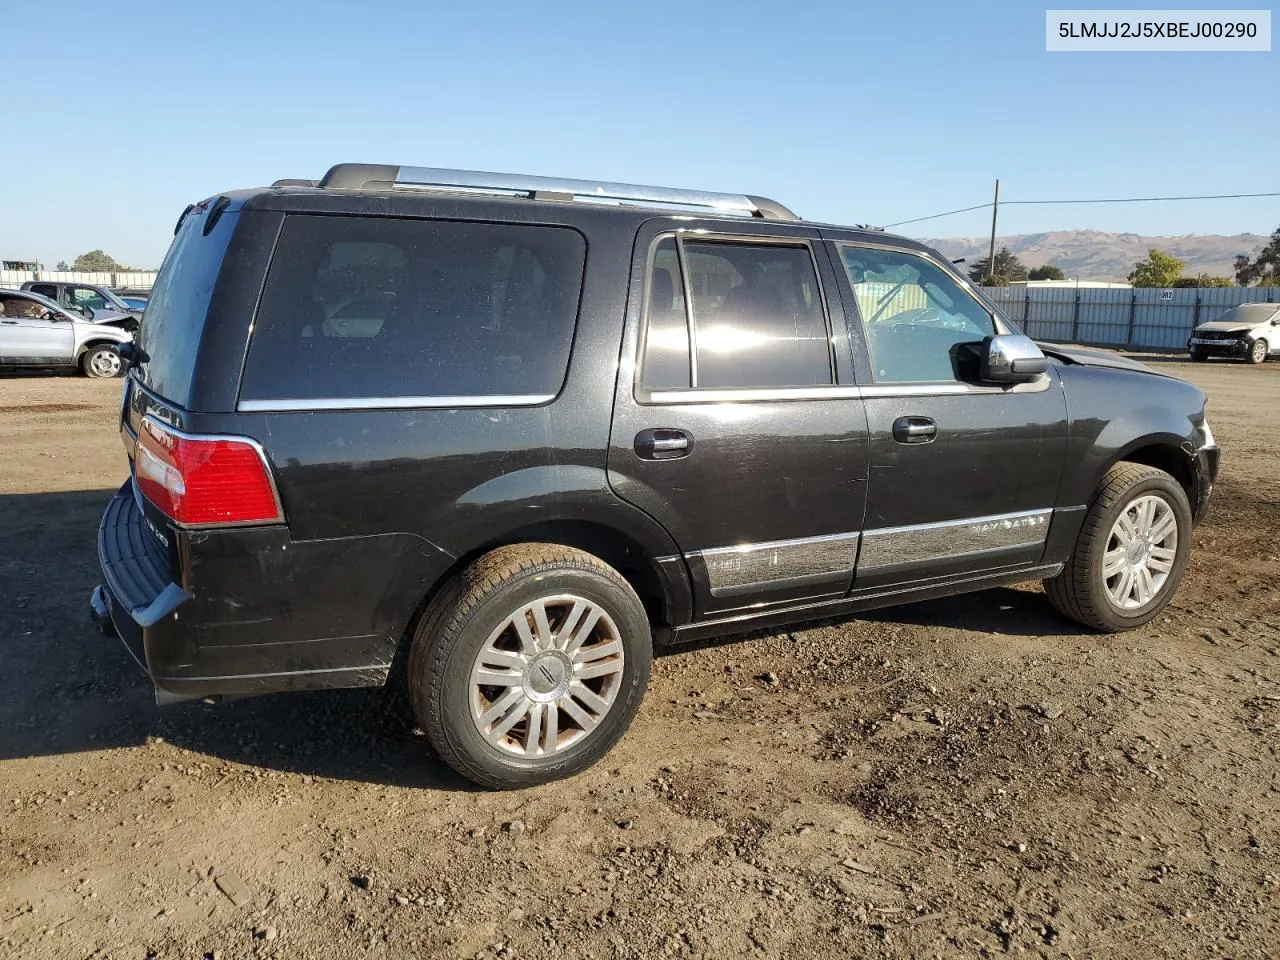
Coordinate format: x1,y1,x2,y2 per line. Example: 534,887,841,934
407,544,652,789
81,345,124,378
1043,462,1191,632
1247,338,1268,364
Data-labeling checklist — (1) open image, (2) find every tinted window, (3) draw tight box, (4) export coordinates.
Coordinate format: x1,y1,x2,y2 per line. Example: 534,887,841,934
29,283,57,300
137,206,238,404
682,240,830,389
640,238,690,390
240,216,586,403
838,245,995,383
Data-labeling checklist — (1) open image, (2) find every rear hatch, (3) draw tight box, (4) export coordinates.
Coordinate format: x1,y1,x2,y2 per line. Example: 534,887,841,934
117,198,243,569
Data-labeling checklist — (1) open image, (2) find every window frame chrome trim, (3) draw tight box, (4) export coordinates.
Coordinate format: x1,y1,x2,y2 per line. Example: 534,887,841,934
237,394,556,413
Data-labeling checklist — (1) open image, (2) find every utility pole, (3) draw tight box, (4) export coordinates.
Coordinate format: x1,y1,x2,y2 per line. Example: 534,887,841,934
986,178,1000,284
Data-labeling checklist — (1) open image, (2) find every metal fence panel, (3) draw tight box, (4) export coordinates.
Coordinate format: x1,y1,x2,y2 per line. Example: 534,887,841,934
982,285,1278,351
0,269,159,290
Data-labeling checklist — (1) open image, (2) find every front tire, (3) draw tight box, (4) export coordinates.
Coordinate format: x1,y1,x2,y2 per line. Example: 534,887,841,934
408,544,652,789
1043,463,1191,632
1247,338,1268,364
81,345,124,378
1188,347,1208,362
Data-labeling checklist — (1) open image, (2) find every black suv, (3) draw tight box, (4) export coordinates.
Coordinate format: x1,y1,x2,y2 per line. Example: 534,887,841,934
91,164,1219,788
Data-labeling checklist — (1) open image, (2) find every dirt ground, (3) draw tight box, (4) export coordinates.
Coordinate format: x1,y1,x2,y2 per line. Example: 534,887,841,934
1,357,1277,960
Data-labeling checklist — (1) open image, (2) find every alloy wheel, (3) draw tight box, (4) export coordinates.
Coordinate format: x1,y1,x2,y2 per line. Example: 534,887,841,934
90,349,121,377
1101,494,1178,610
469,594,625,757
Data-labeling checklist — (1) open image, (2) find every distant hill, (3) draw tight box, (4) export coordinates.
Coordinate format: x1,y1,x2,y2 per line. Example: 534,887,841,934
919,230,1269,282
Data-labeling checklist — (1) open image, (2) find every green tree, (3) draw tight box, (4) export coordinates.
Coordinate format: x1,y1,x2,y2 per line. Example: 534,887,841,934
1173,275,1234,288
1234,228,1280,286
71,250,128,272
1028,264,1065,281
55,260,70,271
968,247,1028,285
1128,248,1184,288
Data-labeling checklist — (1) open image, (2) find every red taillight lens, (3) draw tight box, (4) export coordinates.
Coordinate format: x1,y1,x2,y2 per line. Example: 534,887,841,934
134,417,282,527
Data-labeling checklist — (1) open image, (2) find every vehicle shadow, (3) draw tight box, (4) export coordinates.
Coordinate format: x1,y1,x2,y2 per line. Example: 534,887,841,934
663,581,1091,658
1,488,1081,787
0,489,471,790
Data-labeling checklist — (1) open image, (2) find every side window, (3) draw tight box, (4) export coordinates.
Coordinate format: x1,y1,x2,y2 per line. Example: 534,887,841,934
640,238,690,390
70,287,109,310
240,215,586,404
29,283,57,300
837,245,996,383
638,237,832,392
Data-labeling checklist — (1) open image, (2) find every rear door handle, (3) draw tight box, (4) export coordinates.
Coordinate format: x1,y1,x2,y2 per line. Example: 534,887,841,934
1,320,17,325
892,416,937,444
634,428,693,460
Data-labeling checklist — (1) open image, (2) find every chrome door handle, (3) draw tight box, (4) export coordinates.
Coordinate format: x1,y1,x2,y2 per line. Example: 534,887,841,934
634,428,693,460
892,416,937,444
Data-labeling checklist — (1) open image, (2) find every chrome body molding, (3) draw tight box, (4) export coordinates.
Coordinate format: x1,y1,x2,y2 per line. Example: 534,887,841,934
694,531,861,594
237,394,556,413
643,378,1051,405
858,508,1052,569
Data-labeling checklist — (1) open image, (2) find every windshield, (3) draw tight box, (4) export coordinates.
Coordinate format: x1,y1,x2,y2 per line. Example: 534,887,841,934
1209,303,1279,325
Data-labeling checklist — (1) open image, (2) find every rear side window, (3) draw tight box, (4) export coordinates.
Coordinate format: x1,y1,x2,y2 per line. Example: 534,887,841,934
240,216,587,406
639,237,832,392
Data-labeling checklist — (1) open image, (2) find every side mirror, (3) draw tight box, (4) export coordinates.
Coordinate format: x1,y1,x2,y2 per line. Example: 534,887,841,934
981,334,1047,384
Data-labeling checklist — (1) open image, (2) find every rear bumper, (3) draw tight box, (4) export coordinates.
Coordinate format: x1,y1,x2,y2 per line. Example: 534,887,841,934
92,480,441,702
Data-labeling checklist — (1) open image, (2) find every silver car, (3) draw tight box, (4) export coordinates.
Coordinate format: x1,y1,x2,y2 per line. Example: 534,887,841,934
1188,303,1280,364
0,288,133,377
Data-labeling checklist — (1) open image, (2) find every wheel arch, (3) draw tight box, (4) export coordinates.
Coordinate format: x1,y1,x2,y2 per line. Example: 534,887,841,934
75,337,127,360
1114,437,1196,505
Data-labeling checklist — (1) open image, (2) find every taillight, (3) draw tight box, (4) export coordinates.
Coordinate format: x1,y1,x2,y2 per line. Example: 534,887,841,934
134,416,282,527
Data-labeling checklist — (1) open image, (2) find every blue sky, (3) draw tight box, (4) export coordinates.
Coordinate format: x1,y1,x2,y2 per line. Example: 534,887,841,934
1,0,1275,268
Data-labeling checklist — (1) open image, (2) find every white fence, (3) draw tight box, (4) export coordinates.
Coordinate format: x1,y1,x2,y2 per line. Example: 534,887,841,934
0,269,159,290
983,285,1280,350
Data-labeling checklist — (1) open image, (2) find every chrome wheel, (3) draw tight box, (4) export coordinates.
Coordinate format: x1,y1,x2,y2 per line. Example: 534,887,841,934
88,348,121,377
1102,494,1178,610
469,595,625,757
1251,339,1268,364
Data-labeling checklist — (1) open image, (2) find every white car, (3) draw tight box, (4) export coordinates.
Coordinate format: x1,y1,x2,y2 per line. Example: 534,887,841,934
0,288,134,378
1188,303,1280,364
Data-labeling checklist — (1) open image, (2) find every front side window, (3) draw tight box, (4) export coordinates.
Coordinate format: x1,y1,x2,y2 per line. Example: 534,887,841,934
69,286,109,310
240,215,586,404
838,245,996,383
639,237,832,392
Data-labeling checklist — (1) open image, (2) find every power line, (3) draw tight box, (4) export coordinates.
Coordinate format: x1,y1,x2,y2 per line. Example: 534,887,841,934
883,190,1280,229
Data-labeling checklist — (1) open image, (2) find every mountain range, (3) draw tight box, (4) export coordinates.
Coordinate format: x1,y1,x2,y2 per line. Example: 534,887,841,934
918,230,1269,282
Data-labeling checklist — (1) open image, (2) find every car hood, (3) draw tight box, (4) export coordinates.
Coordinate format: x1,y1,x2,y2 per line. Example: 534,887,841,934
1193,319,1268,333
1036,342,1161,375
87,310,135,328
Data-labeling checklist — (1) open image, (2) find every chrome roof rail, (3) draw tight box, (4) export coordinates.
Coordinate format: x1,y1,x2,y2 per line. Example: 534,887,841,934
314,164,800,220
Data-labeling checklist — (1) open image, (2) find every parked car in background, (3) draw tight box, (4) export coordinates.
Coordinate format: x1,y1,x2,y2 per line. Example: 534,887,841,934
0,288,132,377
113,289,150,311
21,281,143,331
90,165,1218,789
1188,303,1280,364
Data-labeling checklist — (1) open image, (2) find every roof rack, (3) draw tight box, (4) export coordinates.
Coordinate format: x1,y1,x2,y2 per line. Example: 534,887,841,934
313,164,800,220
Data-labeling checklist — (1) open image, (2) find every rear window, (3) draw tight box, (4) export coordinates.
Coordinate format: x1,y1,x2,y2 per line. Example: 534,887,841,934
239,215,587,406
138,206,238,404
